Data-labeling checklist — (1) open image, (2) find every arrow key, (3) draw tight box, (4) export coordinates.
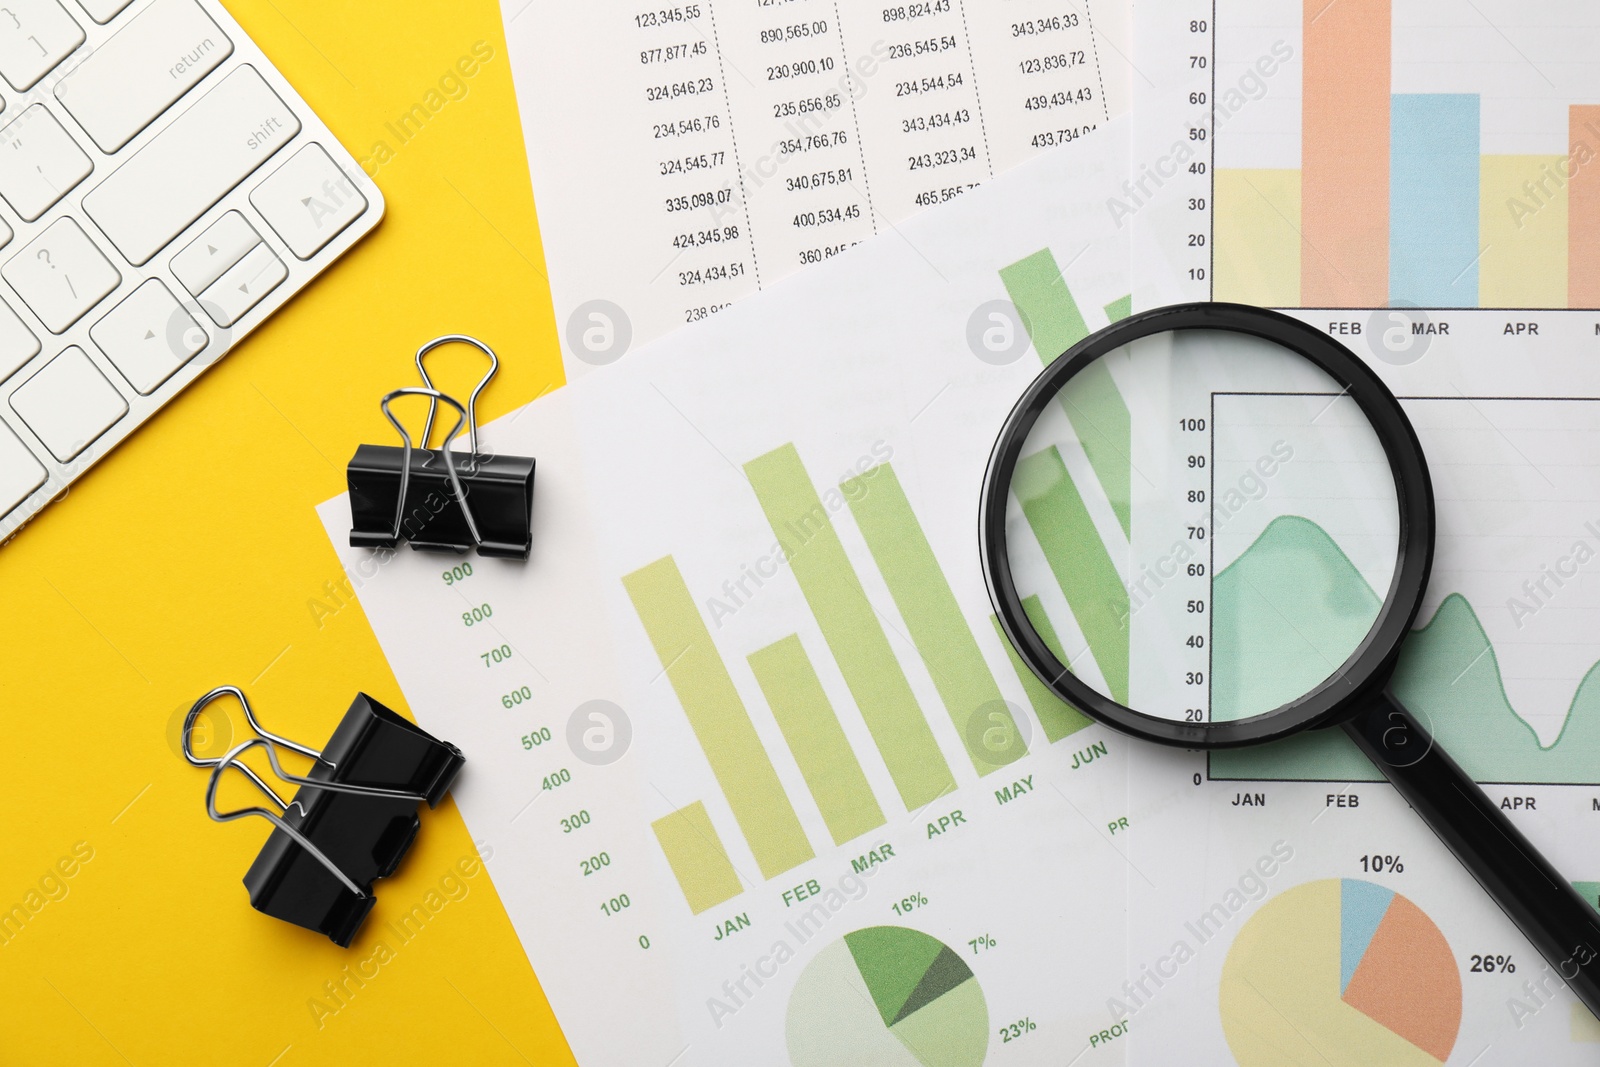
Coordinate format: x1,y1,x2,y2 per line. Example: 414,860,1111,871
170,210,262,297
197,243,286,327
90,279,207,395
250,143,368,260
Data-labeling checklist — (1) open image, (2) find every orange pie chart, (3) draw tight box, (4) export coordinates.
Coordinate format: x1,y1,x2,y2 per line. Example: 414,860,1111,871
1221,879,1462,1065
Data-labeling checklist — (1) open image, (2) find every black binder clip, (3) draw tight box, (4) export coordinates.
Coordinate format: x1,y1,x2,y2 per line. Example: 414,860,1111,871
348,335,535,561
183,686,465,947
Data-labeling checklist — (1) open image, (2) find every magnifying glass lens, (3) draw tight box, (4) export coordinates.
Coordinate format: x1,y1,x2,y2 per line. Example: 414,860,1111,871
1001,328,1400,725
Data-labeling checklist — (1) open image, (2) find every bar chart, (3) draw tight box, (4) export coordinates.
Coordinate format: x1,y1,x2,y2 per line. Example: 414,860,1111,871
626,448,1084,914
1210,0,1600,309
625,250,1121,916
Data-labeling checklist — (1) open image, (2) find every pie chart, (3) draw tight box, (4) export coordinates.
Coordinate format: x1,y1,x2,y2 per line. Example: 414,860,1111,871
1221,879,1462,1066
786,926,989,1067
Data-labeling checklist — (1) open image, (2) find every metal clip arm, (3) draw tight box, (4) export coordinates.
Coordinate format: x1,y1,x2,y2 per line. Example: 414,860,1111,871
379,387,486,549
415,334,499,456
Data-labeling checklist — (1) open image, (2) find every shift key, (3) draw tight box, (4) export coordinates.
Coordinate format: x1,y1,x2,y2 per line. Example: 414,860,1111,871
83,65,300,267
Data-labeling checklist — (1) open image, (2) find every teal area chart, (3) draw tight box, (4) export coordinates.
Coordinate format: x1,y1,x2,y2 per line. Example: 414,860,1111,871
1209,514,1600,783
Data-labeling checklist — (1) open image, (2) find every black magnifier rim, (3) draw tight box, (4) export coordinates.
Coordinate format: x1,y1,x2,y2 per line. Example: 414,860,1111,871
980,302,1435,748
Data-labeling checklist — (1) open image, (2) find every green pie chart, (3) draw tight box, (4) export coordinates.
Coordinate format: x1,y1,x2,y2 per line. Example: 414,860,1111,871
786,926,989,1067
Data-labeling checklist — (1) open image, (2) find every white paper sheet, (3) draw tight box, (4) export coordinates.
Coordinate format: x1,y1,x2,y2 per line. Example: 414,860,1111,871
498,0,1130,376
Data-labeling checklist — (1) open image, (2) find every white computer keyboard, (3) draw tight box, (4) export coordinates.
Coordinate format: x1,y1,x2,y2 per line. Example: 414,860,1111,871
0,0,384,545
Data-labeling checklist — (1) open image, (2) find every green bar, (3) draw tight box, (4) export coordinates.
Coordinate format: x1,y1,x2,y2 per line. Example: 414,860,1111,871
749,635,886,845
1001,250,1133,536
1013,446,1130,703
991,600,1093,743
1024,594,1068,662
623,556,814,879
843,463,1024,774
1058,360,1132,537
651,801,744,915
744,444,956,809
1000,248,1089,364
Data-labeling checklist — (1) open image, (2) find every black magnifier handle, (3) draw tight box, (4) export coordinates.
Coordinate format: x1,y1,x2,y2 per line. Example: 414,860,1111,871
1345,690,1600,1019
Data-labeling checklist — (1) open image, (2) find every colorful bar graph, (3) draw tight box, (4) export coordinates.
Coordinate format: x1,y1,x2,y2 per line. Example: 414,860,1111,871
1000,248,1088,363
1572,106,1600,308
1103,294,1133,322
651,801,744,915
842,462,1025,774
1301,0,1389,306
1215,169,1301,307
1390,94,1480,307
744,443,956,809
749,635,885,845
1220,4,1600,311
1012,446,1129,702
1481,155,1568,308
623,556,814,880
990,599,1092,743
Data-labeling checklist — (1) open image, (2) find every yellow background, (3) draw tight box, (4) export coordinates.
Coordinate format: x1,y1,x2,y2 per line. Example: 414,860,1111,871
0,1,579,1062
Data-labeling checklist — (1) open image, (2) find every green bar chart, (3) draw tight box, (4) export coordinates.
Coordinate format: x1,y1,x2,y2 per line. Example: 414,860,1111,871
622,418,1129,913
626,242,1133,912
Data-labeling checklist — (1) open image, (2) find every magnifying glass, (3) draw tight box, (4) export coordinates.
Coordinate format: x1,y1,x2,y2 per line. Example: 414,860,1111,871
981,302,1600,1018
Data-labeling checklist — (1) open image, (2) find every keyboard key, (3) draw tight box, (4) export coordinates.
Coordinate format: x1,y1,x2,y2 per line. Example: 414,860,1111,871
0,419,45,517
251,143,367,259
10,346,125,460
170,209,260,296
73,0,136,28
3,218,120,332
197,242,284,326
54,0,233,152
82,65,300,266
0,0,85,91
91,279,205,394
0,105,92,221
0,296,39,382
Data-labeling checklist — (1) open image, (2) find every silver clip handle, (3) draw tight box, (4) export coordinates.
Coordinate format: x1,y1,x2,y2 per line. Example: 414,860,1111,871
183,685,321,809
379,387,485,549
415,335,498,456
